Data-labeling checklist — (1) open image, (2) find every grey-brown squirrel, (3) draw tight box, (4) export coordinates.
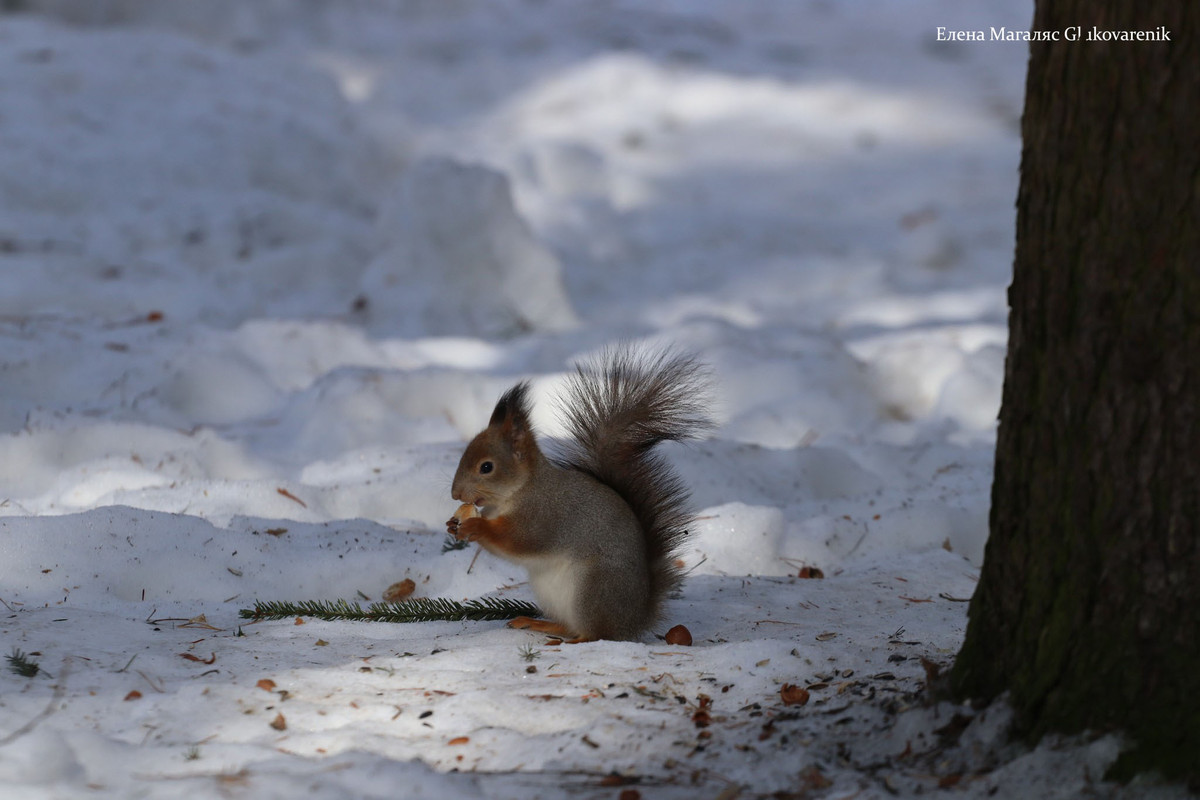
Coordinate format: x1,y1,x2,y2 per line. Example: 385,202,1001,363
446,348,713,642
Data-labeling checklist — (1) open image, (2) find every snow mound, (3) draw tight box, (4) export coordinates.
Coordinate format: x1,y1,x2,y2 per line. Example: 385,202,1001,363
360,157,578,338
0,16,392,326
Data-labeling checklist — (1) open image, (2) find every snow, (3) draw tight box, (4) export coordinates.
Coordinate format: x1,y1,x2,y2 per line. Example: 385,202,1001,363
0,2,1190,798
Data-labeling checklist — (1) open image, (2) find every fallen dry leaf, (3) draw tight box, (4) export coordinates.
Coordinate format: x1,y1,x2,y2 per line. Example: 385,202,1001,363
256,679,277,692
447,736,470,746
294,617,305,626
664,624,692,646
124,690,142,701
217,769,250,787
383,578,416,603
797,566,825,579
270,713,287,731
800,765,832,790
276,487,308,508
691,694,713,727
179,652,217,665
180,614,221,630
780,683,810,706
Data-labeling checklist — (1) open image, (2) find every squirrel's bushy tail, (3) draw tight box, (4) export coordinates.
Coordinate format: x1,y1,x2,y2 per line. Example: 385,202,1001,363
557,346,713,613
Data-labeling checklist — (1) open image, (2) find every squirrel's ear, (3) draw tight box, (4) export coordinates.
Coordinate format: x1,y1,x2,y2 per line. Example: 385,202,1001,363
491,381,537,460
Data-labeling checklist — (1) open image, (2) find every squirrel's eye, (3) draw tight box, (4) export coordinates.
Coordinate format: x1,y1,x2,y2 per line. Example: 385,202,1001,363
479,461,494,475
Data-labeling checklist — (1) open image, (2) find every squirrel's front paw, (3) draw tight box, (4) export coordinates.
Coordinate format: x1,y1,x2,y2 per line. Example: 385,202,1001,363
448,503,480,540
455,516,485,542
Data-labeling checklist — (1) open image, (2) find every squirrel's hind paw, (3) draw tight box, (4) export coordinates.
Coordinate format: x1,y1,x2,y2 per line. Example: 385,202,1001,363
508,617,595,643
508,616,571,636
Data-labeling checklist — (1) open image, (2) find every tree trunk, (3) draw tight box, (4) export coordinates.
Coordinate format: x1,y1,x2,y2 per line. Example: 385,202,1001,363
951,0,1199,784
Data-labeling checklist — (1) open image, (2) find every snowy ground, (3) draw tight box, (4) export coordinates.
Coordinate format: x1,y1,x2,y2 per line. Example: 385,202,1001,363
0,2,1190,798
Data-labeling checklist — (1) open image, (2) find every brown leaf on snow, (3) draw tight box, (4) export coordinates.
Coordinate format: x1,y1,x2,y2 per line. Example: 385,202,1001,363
800,765,833,790
383,579,416,603
180,614,221,631
270,713,287,731
780,683,810,706
124,690,142,701
691,693,713,728
179,652,217,664
797,566,824,579
217,769,250,787
663,624,692,646
447,736,470,746
257,679,277,692
899,595,933,603
276,487,308,508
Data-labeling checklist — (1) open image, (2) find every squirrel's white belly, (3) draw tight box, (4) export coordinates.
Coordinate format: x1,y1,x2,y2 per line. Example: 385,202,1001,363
521,552,582,628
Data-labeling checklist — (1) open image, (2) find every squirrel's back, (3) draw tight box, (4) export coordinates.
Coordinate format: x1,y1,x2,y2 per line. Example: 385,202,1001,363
556,347,713,624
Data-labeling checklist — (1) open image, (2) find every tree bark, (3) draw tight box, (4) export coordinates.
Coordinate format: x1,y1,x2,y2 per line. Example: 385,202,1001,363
951,0,1199,784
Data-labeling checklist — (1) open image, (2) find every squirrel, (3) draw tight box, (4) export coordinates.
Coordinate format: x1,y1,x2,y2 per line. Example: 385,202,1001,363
446,347,713,643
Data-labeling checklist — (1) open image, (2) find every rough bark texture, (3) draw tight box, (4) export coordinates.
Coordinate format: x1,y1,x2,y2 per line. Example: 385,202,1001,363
951,0,1199,784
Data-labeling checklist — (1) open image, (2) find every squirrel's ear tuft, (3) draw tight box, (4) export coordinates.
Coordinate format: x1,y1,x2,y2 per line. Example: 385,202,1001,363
491,381,537,458
490,382,531,427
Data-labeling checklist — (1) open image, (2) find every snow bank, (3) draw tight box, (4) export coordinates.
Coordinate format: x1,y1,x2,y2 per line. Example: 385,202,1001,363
0,16,388,326
360,157,579,338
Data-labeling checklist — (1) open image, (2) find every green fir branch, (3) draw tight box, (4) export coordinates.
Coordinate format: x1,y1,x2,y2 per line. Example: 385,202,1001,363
441,534,471,553
239,596,539,624
7,647,40,677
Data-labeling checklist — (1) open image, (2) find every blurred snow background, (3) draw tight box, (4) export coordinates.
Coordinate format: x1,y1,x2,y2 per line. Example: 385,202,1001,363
1,2,1185,798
